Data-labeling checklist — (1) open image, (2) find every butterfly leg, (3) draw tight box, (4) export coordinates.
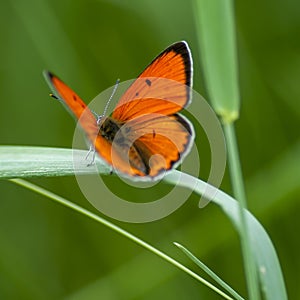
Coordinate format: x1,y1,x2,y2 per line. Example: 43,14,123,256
85,144,96,166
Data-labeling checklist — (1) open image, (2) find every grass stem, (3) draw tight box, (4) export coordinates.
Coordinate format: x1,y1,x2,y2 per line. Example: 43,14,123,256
223,122,260,299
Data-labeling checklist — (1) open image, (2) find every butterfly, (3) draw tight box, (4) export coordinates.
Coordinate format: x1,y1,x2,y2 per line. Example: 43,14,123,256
43,41,194,180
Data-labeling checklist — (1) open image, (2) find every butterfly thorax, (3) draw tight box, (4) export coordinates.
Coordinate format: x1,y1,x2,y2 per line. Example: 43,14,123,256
98,117,125,142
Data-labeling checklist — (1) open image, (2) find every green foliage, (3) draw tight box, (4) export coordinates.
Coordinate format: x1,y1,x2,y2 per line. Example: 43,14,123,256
0,0,299,299
0,148,286,299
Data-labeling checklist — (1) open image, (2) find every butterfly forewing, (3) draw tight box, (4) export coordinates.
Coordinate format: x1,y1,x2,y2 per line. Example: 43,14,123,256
44,71,100,143
112,41,193,122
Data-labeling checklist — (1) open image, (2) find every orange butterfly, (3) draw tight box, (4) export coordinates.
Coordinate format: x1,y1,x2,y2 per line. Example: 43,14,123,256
44,41,194,179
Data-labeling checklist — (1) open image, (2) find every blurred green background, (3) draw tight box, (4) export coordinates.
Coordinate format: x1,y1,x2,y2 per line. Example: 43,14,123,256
0,0,299,299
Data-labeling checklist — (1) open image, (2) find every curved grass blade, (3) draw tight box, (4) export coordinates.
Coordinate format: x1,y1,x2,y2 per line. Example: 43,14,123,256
9,178,234,300
174,242,244,300
0,146,110,179
165,171,287,300
1,146,287,299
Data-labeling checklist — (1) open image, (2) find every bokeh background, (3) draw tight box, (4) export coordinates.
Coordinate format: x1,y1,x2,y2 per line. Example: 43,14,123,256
0,0,299,299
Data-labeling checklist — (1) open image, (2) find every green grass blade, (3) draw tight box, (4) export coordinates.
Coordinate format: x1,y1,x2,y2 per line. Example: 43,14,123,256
165,171,287,300
0,146,110,179
1,146,287,299
193,0,239,122
174,242,244,300
193,1,261,298
223,123,260,299
9,178,234,300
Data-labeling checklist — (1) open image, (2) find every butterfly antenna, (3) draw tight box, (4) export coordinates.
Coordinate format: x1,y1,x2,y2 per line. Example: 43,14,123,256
102,78,120,117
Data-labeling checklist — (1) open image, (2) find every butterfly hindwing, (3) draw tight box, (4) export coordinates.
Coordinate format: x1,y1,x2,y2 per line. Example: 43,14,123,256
94,113,193,177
